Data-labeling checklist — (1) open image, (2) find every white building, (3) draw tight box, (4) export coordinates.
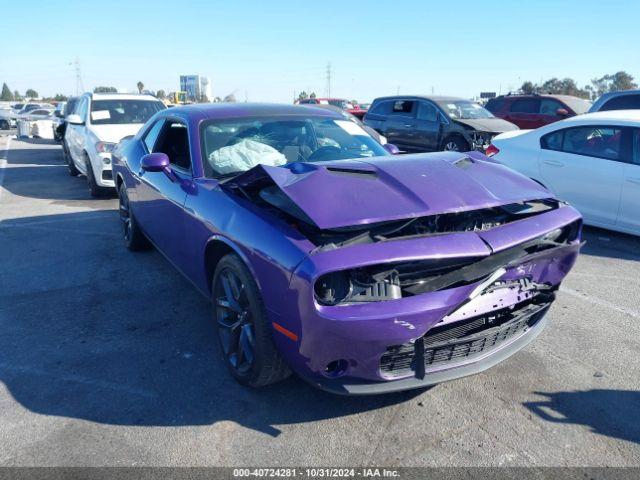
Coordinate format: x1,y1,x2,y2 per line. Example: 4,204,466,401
179,75,212,102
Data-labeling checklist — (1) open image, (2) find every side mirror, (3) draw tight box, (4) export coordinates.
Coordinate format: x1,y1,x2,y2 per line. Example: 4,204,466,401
556,108,569,117
141,152,170,172
384,143,400,155
67,114,83,125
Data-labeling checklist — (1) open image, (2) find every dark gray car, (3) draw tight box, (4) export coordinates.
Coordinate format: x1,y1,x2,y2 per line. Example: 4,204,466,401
364,95,518,152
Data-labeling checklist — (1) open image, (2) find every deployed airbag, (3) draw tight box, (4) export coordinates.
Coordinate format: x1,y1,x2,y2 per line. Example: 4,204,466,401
208,139,287,175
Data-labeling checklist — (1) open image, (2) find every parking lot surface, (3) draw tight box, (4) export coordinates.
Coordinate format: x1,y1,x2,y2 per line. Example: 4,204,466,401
0,137,639,467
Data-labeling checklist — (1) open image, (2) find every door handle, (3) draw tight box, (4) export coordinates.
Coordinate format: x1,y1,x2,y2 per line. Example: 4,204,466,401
543,159,563,167
627,177,640,185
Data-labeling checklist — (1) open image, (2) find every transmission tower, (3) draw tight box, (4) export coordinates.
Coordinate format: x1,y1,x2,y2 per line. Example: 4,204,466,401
69,57,84,95
325,62,332,98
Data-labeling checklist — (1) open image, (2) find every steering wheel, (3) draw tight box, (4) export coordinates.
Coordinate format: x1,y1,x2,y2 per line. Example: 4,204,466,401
306,146,346,162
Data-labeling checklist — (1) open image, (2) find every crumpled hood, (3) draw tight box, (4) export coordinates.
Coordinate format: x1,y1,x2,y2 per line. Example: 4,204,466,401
454,117,519,133
223,152,553,230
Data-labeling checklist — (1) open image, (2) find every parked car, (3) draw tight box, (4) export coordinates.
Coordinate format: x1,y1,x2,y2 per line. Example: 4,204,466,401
11,103,51,118
589,90,640,112
54,97,79,142
487,110,640,236
297,97,365,119
112,103,582,394
486,94,591,129
20,108,55,121
0,108,15,129
364,95,518,153
64,93,166,196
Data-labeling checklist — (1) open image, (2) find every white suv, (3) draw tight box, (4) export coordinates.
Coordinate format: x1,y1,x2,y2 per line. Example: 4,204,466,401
64,93,165,196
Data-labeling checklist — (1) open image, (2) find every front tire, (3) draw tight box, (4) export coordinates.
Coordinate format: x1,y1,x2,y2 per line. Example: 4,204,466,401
85,158,109,197
118,182,150,251
212,254,290,388
64,146,80,176
442,136,469,152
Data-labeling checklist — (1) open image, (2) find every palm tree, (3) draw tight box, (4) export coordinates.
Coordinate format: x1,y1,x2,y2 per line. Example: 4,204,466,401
137,81,144,94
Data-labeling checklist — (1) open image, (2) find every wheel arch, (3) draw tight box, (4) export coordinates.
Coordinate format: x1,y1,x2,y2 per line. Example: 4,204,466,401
204,236,261,295
442,132,469,150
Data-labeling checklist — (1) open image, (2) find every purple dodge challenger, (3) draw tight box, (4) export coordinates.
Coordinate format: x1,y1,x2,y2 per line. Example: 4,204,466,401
112,103,583,395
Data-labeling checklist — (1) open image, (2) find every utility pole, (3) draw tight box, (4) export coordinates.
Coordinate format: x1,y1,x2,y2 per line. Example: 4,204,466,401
69,57,84,95
325,62,332,98
396,85,400,95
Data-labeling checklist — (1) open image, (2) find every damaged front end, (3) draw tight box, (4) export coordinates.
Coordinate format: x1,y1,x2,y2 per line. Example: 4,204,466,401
221,156,583,392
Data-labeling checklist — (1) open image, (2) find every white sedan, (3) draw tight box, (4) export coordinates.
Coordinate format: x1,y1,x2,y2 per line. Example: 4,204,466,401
487,110,640,236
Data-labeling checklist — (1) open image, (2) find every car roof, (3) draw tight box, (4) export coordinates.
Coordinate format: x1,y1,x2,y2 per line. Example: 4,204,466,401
373,95,468,103
87,93,160,101
165,102,343,121
541,110,640,128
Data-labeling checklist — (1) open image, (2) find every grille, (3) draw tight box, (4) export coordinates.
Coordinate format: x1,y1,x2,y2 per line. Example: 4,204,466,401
380,298,551,378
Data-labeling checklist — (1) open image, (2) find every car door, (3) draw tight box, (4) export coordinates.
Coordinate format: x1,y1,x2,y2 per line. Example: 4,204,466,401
539,98,568,126
412,101,441,151
66,97,88,168
384,99,417,150
618,129,640,233
505,98,541,129
539,125,625,226
135,117,193,263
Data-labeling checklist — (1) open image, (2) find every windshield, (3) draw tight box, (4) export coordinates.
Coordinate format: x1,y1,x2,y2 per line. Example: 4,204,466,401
89,99,165,125
202,116,388,178
438,100,494,119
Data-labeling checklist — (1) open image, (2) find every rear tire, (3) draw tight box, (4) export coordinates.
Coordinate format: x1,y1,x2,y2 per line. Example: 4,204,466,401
442,136,469,152
85,158,109,197
212,254,291,388
118,182,150,251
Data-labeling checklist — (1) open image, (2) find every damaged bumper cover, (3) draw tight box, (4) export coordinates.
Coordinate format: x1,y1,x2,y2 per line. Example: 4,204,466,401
273,204,583,395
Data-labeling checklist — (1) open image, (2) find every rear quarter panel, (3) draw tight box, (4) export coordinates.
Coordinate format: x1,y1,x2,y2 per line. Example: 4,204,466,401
492,130,543,183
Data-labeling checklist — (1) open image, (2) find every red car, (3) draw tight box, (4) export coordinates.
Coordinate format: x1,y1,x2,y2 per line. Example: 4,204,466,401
485,94,591,129
297,97,367,119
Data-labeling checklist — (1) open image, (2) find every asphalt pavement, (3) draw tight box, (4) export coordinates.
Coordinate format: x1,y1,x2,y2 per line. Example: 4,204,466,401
0,136,639,467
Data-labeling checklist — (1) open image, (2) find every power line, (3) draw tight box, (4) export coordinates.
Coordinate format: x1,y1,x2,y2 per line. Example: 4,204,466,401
325,62,332,97
69,57,84,95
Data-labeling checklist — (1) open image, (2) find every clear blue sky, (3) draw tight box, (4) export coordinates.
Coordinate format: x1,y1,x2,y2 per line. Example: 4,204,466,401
1,0,638,102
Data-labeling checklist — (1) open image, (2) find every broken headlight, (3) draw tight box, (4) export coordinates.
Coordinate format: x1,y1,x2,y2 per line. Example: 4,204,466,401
314,269,402,306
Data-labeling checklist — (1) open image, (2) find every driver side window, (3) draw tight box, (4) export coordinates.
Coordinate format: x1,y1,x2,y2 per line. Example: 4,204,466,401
152,120,191,171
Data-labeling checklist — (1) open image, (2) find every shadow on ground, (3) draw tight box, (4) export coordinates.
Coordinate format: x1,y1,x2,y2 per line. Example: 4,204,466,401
580,226,640,262
0,210,422,437
524,389,640,445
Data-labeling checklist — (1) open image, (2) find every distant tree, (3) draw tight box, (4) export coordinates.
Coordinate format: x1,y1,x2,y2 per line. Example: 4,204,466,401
351,99,359,106
520,81,536,94
25,88,38,99
136,81,144,94
309,92,317,99
156,89,166,99
93,86,117,93
587,71,637,99
213,96,222,103
13,90,22,100
1,83,14,101
298,91,308,101
609,71,637,91
53,94,68,101
223,93,236,103
520,77,589,99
